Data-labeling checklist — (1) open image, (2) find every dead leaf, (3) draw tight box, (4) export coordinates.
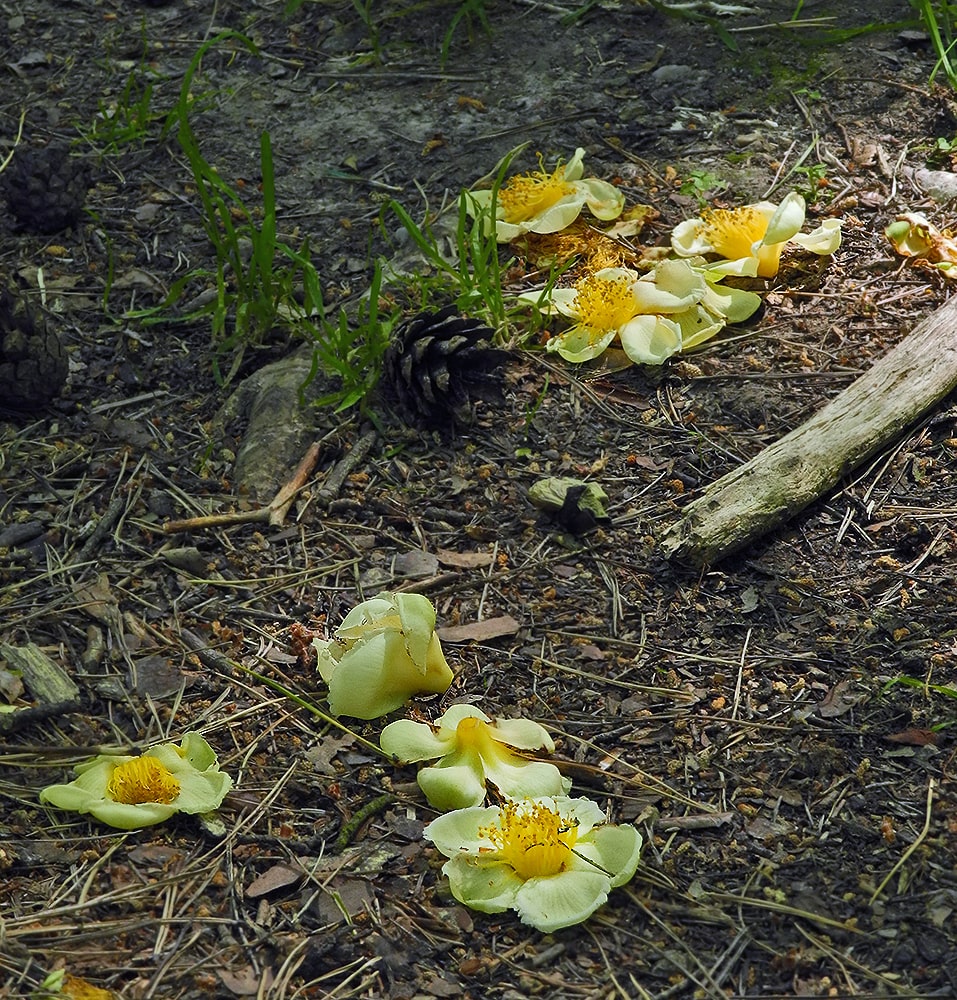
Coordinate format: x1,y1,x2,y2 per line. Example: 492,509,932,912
246,862,303,898
815,677,866,718
437,615,520,642
393,549,439,578
435,548,494,568
218,966,273,996
885,728,939,746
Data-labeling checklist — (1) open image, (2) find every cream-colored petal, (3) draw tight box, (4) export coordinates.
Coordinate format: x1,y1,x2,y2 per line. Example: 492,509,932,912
417,759,488,810
760,191,806,245
671,217,713,257
703,283,762,325
336,596,395,636
176,732,219,771
436,703,491,730
326,632,428,718
391,591,437,668
560,147,586,183
89,800,178,829
167,767,232,814
790,217,842,254
425,805,499,856
379,718,451,762
442,856,523,913
575,177,625,221
312,638,343,683
513,869,611,932
524,195,589,234
673,306,725,351
555,795,607,835
572,823,643,887
547,325,616,363
702,256,760,278
483,756,571,800
618,315,682,366
633,262,703,313
488,716,555,751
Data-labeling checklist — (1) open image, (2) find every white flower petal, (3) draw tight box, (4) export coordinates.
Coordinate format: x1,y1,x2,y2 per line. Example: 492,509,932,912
561,147,586,183
575,177,625,220
488,717,555,751
618,315,682,366
483,756,570,800
761,191,806,246
442,856,523,913
704,283,762,325
513,869,611,932
791,217,842,254
671,217,712,257
547,325,616,363
379,719,452,762
673,306,726,351
418,759,488,810
425,805,499,855
524,195,589,235
575,823,643,887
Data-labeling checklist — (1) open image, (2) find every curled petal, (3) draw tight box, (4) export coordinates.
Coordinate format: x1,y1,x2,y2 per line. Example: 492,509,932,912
417,758,489,810
760,191,806,246
547,325,617,363
575,823,644,887
561,147,586,182
671,217,713,257
379,718,453,762
618,315,682,365
576,177,626,221
488,716,555,752
482,755,571,801
791,217,842,255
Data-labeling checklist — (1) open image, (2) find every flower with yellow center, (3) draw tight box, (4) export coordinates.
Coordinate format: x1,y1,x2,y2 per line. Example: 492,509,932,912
468,148,624,242
380,703,570,810
313,592,453,719
671,191,842,278
425,795,643,932
525,262,761,365
39,733,232,830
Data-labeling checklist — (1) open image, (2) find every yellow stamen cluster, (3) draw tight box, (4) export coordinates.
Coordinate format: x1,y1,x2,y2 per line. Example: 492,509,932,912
573,273,637,337
498,165,575,224
107,756,181,805
480,801,577,880
701,206,767,260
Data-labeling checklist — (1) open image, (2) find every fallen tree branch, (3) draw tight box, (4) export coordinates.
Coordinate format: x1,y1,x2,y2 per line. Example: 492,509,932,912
659,293,957,566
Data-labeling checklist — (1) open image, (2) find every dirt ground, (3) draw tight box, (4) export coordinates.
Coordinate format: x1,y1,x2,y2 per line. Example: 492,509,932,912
2,1,957,998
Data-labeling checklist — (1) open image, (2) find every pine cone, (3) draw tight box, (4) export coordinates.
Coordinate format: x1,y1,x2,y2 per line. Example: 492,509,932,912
1,141,92,234
382,306,508,428
0,286,68,409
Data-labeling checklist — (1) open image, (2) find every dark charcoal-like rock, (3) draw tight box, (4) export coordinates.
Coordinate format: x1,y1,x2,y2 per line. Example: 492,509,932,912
1,141,92,234
0,286,68,409
381,306,508,429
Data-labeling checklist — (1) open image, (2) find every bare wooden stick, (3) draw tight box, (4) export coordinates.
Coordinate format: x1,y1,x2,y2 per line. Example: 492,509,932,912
163,440,323,534
659,293,957,567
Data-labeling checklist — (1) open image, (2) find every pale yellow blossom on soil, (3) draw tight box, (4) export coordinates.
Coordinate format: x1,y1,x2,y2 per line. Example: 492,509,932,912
425,795,643,932
469,147,624,241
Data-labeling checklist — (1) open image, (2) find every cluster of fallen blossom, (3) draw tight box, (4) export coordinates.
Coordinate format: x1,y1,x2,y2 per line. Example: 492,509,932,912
469,147,842,366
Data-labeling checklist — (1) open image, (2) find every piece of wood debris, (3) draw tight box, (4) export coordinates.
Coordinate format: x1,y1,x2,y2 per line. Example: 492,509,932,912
659,293,957,566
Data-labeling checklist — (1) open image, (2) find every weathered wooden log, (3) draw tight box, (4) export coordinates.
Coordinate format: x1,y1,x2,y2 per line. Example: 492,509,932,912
659,293,957,567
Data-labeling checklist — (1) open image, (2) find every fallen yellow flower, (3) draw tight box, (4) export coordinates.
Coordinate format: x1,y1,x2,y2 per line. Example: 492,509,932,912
469,147,624,242
39,733,232,830
671,191,841,278
425,795,643,932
